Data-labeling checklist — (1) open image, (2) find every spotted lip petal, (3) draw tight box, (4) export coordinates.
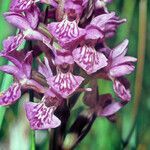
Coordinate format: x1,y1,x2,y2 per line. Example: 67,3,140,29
25,101,61,130
47,19,86,49
2,34,24,52
0,83,21,106
113,78,131,101
10,0,33,12
72,46,108,74
48,72,84,98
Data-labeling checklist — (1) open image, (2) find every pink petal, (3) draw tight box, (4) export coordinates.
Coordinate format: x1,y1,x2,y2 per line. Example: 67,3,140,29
112,56,137,67
38,57,53,79
100,102,122,116
25,101,61,130
85,27,104,40
72,46,108,74
4,12,31,31
3,34,24,52
48,72,84,98
10,0,33,12
110,64,135,77
0,65,20,77
40,0,58,7
90,12,116,27
113,78,131,101
25,5,40,29
47,19,85,49
22,51,33,78
0,83,21,106
110,39,129,59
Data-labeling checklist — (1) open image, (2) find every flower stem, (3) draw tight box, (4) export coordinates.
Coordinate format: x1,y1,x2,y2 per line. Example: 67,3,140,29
29,90,36,150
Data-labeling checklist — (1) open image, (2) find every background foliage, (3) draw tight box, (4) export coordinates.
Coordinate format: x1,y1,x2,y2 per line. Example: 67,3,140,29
0,0,150,149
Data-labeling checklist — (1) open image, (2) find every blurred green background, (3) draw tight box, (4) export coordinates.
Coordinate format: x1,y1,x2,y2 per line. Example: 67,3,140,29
0,0,150,150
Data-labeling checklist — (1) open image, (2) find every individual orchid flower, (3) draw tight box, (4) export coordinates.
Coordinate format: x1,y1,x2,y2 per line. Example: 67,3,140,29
97,94,123,117
0,50,44,106
102,39,137,101
48,71,84,98
108,39,137,78
84,83,122,119
38,53,84,99
47,17,86,50
86,12,126,40
25,92,61,130
72,45,108,74
4,7,50,52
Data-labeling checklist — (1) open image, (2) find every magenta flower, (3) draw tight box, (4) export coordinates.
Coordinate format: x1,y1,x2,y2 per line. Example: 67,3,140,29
0,50,44,106
4,7,50,52
47,17,86,49
72,45,108,74
108,39,137,77
25,93,61,130
86,12,126,40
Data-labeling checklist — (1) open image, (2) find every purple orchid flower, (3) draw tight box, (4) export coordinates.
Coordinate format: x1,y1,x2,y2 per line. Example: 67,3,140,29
38,55,84,99
47,17,86,50
103,40,137,101
48,72,84,98
0,50,44,106
84,86,122,118
4,7,50,52
97,94,123,117
86,12,126,40
25,92,61,130
108,39,137,77
72,45,108,74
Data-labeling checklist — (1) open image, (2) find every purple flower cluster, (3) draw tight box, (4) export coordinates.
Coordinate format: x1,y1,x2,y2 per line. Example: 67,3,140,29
0,0,136,130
